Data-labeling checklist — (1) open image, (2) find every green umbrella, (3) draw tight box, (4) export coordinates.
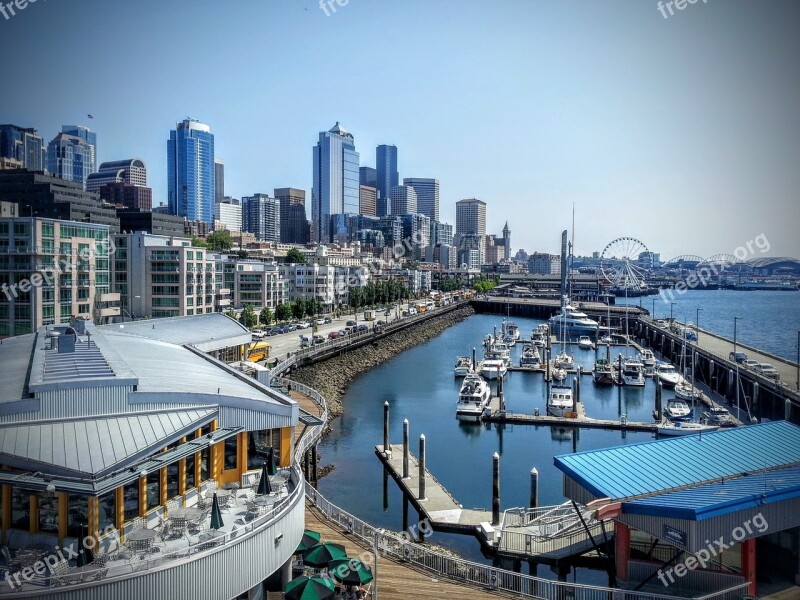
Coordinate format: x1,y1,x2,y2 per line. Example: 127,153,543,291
256,462,272,495
296,529,322,553
210,492,224,530
328,558,374,586
266,446,277,476
76,523,93,567
302,542,347,567
283,575,335,600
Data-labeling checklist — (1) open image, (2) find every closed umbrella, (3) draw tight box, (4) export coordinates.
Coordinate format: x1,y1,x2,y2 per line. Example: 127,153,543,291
76,524,94,567
296,530,322,553
256,462,272,495
266,446,277,476
283,575,335,600
302,542,347,568
328,558,374,586
210,492,224,530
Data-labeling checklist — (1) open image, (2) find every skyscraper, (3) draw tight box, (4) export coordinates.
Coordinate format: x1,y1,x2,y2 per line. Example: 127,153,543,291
46,132,95,188
376,144,398,216
389,185,417,216
274,187,307,243
403,178,439,221
215,196,242,232
215,158,225,204
242,193,280,242
502,221,511,261
0,124,45,171
359,166,377,188
167,119,215,225
61,125,96,174
86,159,147,192
359,185,377,217
312,122,359,243
455,198,486,236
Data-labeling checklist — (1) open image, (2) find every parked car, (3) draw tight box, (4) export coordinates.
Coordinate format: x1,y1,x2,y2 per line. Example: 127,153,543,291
297,321,311,329
377,320,385,325
356,324,368,332
346,320,357,327
338,329,348,337
299,335,312,348
328,331,341,340
268,327,282,336
314,318,325,326
251,329,264,338
655,319,668,328
744,359,760,370
323,316,332,324
312,335,325,344
729,351,748,364
755,363,780,380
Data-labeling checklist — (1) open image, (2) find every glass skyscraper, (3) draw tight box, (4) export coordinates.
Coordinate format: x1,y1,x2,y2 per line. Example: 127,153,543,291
167,119,215,225
61,125,97,173
312,122,360,243
47,131,95,189
403,177,439,222
376,144,398,216
0,124,45,171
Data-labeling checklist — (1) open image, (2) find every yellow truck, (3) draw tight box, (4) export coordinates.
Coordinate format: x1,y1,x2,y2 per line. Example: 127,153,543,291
246,341,270,363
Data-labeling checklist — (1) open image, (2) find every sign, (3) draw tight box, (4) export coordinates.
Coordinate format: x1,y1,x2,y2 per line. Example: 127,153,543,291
662,524,687,547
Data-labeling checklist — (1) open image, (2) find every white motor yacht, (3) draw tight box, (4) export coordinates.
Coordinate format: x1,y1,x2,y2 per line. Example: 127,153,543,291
453,356,472,377
655,363,683,388
621,359,646,386
481,359,508,380
548,385,574,417
456,373,492,420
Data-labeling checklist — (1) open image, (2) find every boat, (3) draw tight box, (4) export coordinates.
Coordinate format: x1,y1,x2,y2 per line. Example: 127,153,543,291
554,351,574,369
503,321,521,346
593,358,615,386
702,405,737,427
578,336,594,350
552,367,567,382
548,297,600,337
519,344,541,368
453,356,472,377
456,373,492,420
638,349,656,367
621,359,646,386
657,421,719,437
547,385,573,417
663,398,693,421
480,358,508,380
655,363,683,388
598,334,614,345
483,333,494,348
531,324,548,347
674,381,701,402
487,342,511,366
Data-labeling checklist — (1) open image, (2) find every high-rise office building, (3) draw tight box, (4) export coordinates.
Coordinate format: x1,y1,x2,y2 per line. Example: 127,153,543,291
359,166,377,188
47,133,95,188
376,145,398,216
312,122,360,243
242,193,280,242
215,158,225,204
389,185,417,216
61,125,97,174
455,198,486,236
0,124,45,171
431,221,454,246
167,119,215,225
285,203,311,245
86,158,147,193
274,187,307,243
100,183,152,211
400,213,430,259
403,178,439,221
215,196,242,232
359,185,377,217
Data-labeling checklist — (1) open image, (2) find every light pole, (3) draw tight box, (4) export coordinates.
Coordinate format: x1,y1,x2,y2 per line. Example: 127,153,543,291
734,316,741,416
695,308,702,345
651,298,656,320
670,302,676,323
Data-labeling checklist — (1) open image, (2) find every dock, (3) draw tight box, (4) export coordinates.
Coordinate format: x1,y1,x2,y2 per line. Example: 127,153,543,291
482,398,659,431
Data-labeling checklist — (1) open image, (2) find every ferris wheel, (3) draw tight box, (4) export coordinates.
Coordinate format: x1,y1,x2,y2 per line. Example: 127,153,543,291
600,237,650,291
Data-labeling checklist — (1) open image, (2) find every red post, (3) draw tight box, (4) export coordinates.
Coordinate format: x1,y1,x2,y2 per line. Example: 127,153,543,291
741,538,757,596
615,522,631,583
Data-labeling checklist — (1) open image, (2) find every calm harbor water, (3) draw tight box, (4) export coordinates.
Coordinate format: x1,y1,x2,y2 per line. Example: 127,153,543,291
315,291,800,582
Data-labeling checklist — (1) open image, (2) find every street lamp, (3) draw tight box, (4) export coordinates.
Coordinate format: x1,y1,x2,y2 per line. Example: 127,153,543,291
733,316,741,416
695,308,702,344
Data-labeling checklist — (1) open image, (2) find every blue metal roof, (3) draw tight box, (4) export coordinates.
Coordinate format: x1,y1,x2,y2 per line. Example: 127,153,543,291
623,464,800,520
554,421,800,500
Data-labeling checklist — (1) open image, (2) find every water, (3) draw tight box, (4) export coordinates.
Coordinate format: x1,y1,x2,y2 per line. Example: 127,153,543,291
316,313,658,582
616,289,800,361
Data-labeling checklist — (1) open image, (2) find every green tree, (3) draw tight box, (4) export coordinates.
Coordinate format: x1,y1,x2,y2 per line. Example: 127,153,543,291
225,309,237,320
275,303,291,322
239,305,258,328
285,248,307,264
237,249,248,259
305,298,321,317
190,235,208,248
259,307,274,327
291,299,307,320
205,229,233,252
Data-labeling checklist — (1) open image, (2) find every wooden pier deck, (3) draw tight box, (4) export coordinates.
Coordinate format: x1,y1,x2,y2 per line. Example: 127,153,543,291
375,445,494,538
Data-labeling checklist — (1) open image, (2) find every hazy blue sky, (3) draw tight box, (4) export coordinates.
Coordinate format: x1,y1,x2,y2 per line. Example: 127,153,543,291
1,0,798,260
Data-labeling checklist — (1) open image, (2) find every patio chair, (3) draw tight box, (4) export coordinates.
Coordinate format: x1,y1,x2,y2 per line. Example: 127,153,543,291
50,559,69,587
165,499,182,515
130,517,147,532
128,554,143,573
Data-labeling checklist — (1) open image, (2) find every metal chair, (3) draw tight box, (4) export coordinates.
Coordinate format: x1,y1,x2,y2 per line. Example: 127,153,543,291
165,499,181,515
50,559,69,587
130,517,147,532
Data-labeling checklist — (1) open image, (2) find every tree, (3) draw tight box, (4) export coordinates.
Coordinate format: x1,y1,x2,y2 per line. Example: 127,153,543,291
275,303,291,322
291,299,307,320
239,305,258,328
305,298,321,317
190,235,208,248
205,229,233,252
225,309,237,320
285,248,307,264
237,249,248,259
259,307,274,327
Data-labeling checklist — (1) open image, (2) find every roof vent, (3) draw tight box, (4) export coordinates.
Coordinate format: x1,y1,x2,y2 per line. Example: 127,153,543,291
57,329,77,353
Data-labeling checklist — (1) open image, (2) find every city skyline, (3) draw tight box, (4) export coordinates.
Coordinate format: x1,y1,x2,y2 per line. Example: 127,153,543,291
0,1,798,259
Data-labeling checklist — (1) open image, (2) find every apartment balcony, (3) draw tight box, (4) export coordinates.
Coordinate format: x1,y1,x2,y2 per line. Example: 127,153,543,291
216,298,232,308
97,293,121,303
1,469,304,599
95,307,121,318
216,288,231,297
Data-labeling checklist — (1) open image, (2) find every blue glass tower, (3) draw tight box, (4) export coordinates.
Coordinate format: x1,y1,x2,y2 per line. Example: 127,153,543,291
376,144,398,216
47,132,95,188
312,122,360,243
61,125,97,174
167,119,215,225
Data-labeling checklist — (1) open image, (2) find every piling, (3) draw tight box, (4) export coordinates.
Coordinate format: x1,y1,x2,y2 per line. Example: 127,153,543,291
572,377,578,412
575,368,582,402
655,381,663,421
402,419,410,479
383,401,390,455
753,382,759,412
529,467,539,509
545,347,551,382
786,398,792,421
617,354,623,385
472,347,476,371
492,452,500,526
418,434,426,500
709,360,715,385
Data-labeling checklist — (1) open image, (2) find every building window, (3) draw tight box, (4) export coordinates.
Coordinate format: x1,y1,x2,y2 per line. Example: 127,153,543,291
146,472,160,511
37,493,59,534
247,430,272,470
224,437,237,471
123,481,139,522
166,463,179,500
11,487,30,530
200,448,210,481
68,494,90,537
185,454,196,490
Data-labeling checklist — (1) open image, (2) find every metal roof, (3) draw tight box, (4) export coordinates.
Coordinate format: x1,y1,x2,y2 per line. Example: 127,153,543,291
624,464,800,520
42,338,114,382
97,313,252,352
0,407,216,478
554,421,800,501
0,334,35,404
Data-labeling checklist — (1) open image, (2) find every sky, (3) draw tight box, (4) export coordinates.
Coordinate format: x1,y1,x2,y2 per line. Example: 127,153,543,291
1,0,799,260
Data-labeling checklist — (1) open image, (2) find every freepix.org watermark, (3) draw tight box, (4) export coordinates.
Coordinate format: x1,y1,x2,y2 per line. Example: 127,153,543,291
657,0,709,20
1,238,116,302
0,0,41,22
659,233,770,305
319,0,349,17
657,512,768,586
